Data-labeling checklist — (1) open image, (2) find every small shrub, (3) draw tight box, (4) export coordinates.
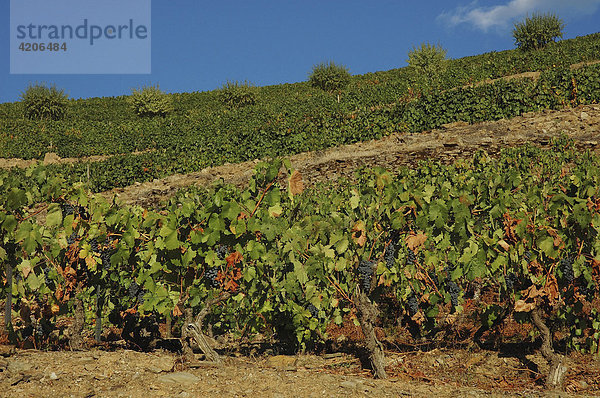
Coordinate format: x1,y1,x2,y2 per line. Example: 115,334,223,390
407,42,448,92
512,13,564,51
308,61,351,94
20,83,69,121
219,81,258,109
128,84,173,117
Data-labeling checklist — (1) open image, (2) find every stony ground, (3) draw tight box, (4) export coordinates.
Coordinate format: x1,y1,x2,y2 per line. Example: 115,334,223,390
0,343,599,397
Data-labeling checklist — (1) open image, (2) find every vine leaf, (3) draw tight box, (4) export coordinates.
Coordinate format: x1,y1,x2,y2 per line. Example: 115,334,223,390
515,285,543,312
351,221,367,247
406,231,427,251
544,274,559,302
498,239,510,251
289,170,304,196
173,304,183,317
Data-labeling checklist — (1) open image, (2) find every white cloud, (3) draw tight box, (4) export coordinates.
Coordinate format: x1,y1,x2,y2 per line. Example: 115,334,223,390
438,0,600,32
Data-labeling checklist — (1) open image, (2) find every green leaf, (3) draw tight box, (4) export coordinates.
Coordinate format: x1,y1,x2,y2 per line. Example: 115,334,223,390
537,235,556,257
45,203,63,228
294,261,308,285
164,230,180,250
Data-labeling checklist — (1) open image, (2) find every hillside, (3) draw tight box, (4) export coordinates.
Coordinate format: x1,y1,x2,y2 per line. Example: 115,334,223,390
0,33,599,193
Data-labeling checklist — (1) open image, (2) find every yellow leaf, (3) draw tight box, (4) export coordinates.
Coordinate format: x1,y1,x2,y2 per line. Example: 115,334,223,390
514,299,536,313
498,239,510,251
21,265,32,279
289,170,304,196
351,221,367,247
406,231,427,251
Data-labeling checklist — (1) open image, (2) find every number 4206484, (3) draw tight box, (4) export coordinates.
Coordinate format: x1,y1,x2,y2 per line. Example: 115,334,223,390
19,42,67,52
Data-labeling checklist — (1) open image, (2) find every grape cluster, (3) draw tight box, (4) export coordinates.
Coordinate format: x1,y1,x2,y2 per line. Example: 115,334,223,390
100,250,112,270
505,272,518,291
205,267,220,288
306,304,319,318
35,321,44,337
447,281,460,308
216,244,228,260
560,256,574,284
66,231,80,245
60,203,76,218
406,294,419,316
128,281,146,303
60,203,89,220
358,260,375,292
89,238,99,253
524,251,533,262
406,249,416,266
385,242,396,269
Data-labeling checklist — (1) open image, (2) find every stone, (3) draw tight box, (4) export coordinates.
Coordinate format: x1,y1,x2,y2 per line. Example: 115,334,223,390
146,356,175,373
443,137,461,147
158,372,200,385
265,355,297,369
0,345,16,357
581,111,590,120
441,121,469,129
340,380,358,389
7,360,33,374
49,372,59,380
42,152,61,165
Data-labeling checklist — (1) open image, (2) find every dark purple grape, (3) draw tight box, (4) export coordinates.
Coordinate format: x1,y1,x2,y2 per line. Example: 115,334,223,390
358,260,375,292
306,304,319,318
406,294,419,316
406,249,416,266
447,281,460,308
128,281,140,299
215,245,228,260
385,240,396,269
505,272,518,291
205,267,220,288
560,256,574,284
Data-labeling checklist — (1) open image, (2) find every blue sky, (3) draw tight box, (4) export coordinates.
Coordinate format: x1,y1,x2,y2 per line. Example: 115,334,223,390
1,0,600,104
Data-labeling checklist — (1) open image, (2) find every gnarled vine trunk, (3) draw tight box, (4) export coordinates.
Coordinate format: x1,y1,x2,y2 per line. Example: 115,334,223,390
356,290,387,379
182,292,230,364
531,307,567,389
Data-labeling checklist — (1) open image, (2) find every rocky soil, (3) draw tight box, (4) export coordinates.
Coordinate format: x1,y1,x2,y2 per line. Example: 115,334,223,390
0,344,598,397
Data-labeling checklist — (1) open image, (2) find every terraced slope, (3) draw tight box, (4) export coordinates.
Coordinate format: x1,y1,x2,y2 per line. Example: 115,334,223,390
108,103,600,207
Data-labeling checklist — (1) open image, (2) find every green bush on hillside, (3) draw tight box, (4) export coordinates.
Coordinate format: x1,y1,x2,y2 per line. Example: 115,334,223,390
20,83,69,121
407,42,448,92
308,61,351,98
219,80,258,109
513,13,565,51
128,84,173,117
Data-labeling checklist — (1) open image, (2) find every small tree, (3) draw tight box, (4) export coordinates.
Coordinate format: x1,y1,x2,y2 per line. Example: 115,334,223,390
512,13,565,51
128,84,173,117
407,42,448,93
20,83,69,121
219,80,258,109
308,61,351,102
